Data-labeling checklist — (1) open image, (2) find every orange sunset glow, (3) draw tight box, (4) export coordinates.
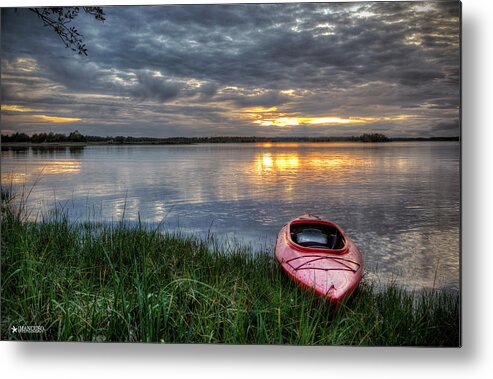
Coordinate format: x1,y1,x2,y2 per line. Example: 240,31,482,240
2,104,82,124
2,104,40,113
32,115,82,124
244,107,414,128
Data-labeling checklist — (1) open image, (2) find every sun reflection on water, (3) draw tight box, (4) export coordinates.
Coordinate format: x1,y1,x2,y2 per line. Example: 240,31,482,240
1,159,81,185
257,153,300,172
253,148,374,179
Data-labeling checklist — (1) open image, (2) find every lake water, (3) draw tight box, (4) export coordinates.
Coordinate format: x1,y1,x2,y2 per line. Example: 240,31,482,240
1,142,460,291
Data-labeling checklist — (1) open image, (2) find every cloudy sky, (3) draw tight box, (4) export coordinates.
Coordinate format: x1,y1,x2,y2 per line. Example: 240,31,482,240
1,1,460,138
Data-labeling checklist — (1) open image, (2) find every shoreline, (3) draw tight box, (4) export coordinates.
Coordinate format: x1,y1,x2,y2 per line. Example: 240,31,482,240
1,138,460,148
1,195,460,345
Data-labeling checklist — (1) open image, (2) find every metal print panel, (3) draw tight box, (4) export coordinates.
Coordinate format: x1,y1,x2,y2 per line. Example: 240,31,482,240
0,1,461,346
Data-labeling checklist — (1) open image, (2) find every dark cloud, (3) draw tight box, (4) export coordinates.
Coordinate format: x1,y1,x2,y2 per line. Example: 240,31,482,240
219,91,292,108
432,120,460,133
1,2,460,137
197,82,219,100
396,69,445,86
127,72,181,102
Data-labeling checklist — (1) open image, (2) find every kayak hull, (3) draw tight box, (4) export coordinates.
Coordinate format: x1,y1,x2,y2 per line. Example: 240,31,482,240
275,215,363,305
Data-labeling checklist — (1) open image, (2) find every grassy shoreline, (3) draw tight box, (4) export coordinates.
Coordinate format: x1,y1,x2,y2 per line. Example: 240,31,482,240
1,199,460,345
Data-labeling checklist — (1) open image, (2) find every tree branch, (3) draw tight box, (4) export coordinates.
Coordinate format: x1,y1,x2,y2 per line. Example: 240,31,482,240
29,7,105,56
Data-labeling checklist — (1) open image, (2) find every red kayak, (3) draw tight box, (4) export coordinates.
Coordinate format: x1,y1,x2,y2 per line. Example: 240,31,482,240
275,215,363,305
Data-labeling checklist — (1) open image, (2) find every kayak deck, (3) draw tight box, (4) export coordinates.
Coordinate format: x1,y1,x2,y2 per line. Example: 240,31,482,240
284,254,361,273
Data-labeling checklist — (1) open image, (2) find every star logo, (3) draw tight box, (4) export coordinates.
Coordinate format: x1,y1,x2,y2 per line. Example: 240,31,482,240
11,325,17,333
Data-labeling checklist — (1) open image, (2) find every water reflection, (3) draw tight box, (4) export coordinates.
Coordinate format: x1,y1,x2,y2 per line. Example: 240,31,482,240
1,146,83,185
68,146,85,156
1,142,460,291
257,153,300,172
1,146,30,155
41,160,81,174
1,145,85,156
248,148,381,205
31,146,67,155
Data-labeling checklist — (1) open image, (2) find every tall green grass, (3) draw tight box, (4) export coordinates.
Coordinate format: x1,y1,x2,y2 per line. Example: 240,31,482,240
0,190,460,345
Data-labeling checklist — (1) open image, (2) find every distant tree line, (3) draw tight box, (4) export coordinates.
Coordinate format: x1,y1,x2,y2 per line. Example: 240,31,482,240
1,131,458,144
358,133,390,142
2,130,87,143
391,136,460,141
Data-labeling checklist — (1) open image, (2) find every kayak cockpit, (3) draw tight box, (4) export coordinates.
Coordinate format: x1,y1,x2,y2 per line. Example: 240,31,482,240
289,222,346,250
